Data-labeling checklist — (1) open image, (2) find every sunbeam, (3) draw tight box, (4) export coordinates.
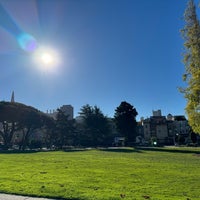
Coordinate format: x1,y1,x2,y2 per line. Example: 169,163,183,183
0,3,21,36
0,1,40,53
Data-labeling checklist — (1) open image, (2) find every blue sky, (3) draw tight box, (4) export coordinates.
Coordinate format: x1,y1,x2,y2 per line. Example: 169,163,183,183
0,0,196,119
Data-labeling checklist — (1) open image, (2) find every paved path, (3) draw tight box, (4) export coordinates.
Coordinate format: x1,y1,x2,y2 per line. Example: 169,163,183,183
0,194,57,200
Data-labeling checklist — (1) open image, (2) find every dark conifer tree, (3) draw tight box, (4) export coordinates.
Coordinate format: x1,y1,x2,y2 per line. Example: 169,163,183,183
114,101,138,145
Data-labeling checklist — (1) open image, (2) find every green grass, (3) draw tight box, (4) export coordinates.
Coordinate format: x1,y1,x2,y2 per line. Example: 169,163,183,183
0,147,199,200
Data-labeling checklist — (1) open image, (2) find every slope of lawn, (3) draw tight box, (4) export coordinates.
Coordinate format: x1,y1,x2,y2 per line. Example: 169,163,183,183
0,147,199,200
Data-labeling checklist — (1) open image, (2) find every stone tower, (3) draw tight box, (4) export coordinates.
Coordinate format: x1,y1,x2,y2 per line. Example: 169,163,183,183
11,91,15,103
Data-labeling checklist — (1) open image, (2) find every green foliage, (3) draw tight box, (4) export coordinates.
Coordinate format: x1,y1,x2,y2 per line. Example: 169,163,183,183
0,121,16,150
29,140,43,149
0,101,52,150
181,0,200,133
114,101,138,144
54,109,76,148
79,104,112,146
0,148,199,199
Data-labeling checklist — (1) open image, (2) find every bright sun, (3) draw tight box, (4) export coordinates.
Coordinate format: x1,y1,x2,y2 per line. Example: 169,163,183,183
33,46,60,72
41,53,54,64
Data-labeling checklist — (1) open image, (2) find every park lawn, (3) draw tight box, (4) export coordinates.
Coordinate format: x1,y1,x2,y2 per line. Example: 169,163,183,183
0,148,199,200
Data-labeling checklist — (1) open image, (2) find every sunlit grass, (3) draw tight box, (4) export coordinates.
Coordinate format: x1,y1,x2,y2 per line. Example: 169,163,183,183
0,147,199,200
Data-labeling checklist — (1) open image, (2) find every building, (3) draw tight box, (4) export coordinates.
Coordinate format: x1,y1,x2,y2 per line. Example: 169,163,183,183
141,110,191,145
142,110,168,144
47,105,74,120
172,115,191,144
152,109,162,117
60,105,73,120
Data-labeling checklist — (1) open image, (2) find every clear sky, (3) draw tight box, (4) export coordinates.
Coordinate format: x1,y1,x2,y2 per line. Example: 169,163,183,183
0,0,197,119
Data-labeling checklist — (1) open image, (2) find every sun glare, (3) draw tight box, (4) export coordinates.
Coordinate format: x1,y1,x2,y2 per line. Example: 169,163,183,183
33,45,60,72
41,53,53,64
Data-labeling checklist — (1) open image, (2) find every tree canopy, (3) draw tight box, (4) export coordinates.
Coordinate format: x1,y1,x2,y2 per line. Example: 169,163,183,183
0,101,52,149
54,109,76,148
181,0,200,133
78,104,111,146
114,101,138,144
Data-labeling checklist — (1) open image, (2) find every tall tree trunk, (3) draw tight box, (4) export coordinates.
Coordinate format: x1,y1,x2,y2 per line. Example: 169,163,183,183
0,122,16,150
19,128,31,151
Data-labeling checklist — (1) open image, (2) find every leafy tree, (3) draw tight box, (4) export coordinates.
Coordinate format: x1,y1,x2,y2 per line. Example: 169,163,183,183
54,109,76,148
0,102,21,149
181,0,200,133
0,101,52,150
79,104,111,147
114,101,138,145
42,117,56,149
190,130,197,143
0,121,17,150
19,109,47,150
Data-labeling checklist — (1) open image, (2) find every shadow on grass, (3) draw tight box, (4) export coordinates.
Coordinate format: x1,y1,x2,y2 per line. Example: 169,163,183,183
0,148,90,154
0,150,39,154
99,147,143,153
136,147,200,154
63,148,89,153
1,147,199,155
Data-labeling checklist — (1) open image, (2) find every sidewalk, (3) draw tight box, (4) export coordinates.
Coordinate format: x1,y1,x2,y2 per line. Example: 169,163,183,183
0,194,57,200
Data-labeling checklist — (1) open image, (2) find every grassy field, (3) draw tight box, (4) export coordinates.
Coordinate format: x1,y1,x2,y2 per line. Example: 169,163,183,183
0,147,199,200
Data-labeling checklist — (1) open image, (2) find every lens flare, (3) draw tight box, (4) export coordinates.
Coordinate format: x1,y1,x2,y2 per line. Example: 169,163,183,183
17,33,38,52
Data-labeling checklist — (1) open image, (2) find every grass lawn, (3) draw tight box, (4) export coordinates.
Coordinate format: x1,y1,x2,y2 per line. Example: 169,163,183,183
0,147,199,200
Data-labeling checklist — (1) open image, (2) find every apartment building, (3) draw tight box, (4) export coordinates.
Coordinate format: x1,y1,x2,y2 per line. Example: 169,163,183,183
141,110,191,145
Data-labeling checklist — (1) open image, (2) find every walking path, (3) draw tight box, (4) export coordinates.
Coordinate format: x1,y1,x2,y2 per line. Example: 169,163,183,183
0,194,57,200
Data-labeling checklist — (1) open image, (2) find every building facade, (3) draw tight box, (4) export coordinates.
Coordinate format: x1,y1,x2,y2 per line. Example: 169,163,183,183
140,110,191,145
47,105,74,120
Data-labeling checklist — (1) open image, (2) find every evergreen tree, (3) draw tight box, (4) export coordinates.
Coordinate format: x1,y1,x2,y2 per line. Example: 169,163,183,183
181,0,200,133
79,104,111,146
55,109,75,148
114,101,138,145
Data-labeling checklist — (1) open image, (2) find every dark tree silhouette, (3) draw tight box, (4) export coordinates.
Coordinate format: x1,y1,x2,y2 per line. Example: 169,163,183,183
79,104,111,147
54,109,76,148
0,101,52,150
114,101,138,145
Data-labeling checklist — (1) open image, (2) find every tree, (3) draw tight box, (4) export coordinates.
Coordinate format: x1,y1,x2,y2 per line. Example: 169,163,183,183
54,109,76,148
19,109,45,150
0,101,52,150
114,101,138,145
42,117,56,149
0,102,22,149
181,0,200,133
79,104,111,147
0,121,17,150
